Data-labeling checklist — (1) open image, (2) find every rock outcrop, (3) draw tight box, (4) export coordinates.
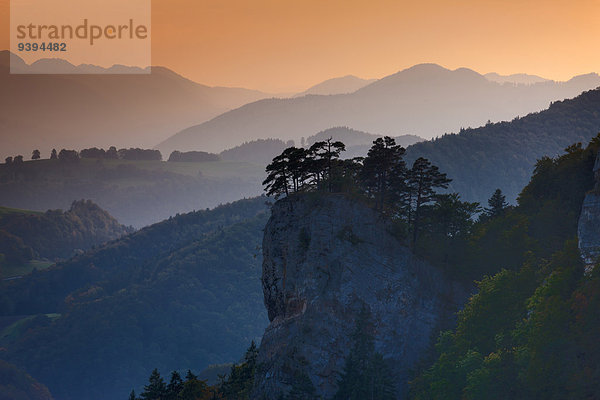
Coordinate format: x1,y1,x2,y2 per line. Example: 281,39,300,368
578,154,600,272
254,194,465,399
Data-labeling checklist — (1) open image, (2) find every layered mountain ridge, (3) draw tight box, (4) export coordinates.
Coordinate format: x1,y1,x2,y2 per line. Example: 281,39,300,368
158,63,600,154
0,51,272,159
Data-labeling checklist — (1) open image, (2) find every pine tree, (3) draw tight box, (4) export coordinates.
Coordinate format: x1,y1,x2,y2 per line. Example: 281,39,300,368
129,389,137,400
220,341,258,400
264,152,291,198
179,371,210,400
407,157,452,247
31,149,40,160
185,370,197,381
140,369,167,400
50,149,57,159
361,137,406,210
286,147,310,193
485,189,508,218
307,138,346,192
107,146,119,159
264,147,310,198
165,371,183,400
333,305,396,400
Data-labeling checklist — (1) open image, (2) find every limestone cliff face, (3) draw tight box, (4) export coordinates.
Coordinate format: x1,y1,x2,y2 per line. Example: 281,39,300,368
578,155,600,271
254,194,465,399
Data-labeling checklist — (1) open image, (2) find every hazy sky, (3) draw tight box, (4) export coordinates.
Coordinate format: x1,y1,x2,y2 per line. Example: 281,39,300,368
1,0,599,92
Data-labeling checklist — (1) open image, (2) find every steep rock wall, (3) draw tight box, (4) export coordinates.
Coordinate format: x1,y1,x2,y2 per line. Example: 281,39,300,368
578,155,600,271
254,194,465,399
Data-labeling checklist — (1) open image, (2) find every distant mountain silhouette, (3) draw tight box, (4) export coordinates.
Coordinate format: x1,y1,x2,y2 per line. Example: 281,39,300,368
10,56,147,74
220,138,293,165
306,126,423,158
484,72,551,85
157,63,600,154
217,128,422,165
306,126,421,147
294,75,376,97
0,51,272,159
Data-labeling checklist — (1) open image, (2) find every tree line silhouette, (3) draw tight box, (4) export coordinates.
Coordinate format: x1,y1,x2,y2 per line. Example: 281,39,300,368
263,136,462,247
3,147,163,165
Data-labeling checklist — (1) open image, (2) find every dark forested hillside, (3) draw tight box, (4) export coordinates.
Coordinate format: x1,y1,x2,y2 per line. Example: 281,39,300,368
405,88,600,204
0,197,269,400
0,359,54,400
410,136,600,399
0,197,267,316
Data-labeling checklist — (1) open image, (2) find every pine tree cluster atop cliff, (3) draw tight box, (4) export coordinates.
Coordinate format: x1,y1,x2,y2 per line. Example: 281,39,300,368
263,137,472,248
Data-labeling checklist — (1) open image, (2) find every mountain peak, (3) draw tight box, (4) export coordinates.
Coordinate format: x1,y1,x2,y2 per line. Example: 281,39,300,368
404,62,449,72
295,75,375,97
355,63,487,95
484,72,551,85
568,72,600,83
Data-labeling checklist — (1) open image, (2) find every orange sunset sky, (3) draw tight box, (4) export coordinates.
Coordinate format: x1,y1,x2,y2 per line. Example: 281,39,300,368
1,0,599,92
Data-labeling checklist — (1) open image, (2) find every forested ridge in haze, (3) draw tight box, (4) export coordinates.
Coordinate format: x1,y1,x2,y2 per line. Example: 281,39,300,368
219,138,294,165
0,200,132,278
3,87,600,229
0,156,263,228
405,88,600,205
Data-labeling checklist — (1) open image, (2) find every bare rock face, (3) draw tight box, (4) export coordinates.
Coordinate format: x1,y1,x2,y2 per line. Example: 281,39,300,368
578,155,600,272
254,194,465,399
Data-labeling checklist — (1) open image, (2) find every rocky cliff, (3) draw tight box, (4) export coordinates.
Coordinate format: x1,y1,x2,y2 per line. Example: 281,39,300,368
254,194,465,399
578,154,600,272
